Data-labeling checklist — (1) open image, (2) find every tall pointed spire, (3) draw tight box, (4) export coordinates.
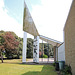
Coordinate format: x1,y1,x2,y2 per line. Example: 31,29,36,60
23,1,39,36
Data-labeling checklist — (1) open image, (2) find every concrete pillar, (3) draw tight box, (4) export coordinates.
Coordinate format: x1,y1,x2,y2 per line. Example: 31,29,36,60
54,46,58,62
33,36,39,63
47,43,49,62
54,46,56,62
42,40,43,62
22,31,27,63
56,47,58,61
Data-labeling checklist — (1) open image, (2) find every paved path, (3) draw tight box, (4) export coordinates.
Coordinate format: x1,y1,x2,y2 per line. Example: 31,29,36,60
27,58,54,64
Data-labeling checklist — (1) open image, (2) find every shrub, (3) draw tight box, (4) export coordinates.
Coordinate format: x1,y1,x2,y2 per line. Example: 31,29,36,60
53,62,56,66
43,54,48,58
61,65,72,75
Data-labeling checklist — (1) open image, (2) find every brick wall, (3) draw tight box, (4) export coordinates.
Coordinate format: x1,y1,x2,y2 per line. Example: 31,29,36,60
64,0,75,75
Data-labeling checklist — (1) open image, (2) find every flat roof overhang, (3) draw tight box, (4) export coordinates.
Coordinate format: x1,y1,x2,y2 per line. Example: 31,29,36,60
40,35,62,46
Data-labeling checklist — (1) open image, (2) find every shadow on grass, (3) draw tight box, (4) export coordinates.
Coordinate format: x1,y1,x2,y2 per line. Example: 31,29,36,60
21,65,57,75
22,71,40,75
22,65,46,75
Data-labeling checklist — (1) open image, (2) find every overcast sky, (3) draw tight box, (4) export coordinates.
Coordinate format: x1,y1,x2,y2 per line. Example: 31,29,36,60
0,0,72,42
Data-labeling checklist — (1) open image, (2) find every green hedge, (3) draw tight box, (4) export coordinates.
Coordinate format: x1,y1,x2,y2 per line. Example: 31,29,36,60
43,54,48,58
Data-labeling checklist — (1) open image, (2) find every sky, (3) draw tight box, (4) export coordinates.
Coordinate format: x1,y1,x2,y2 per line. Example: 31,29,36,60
0,0,73,42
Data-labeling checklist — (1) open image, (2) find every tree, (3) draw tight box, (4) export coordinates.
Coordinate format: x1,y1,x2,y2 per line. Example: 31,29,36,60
0,35,5,63
27,38,33,58
44,43,54,57
3,32,19,58
18,38,23,58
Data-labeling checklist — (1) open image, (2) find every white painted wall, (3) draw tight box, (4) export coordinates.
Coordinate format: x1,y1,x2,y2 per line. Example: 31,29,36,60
58,43,65,61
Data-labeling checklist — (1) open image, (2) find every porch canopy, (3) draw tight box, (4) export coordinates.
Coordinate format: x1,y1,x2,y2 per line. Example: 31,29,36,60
40,35,62,46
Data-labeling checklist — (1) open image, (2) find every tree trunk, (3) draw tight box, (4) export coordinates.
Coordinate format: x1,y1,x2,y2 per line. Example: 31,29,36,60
1,52,3,63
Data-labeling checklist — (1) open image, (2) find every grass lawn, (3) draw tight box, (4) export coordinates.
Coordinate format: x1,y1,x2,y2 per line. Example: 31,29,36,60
0,59,57,75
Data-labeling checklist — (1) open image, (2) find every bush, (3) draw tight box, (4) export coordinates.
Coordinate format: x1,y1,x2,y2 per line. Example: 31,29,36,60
43,54,48,58
60,65,72,75
53,62,56,66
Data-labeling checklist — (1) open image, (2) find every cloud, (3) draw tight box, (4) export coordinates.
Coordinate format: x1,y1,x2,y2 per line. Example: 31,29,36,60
0,0,4,8
0,0,23,38
0,0,72,41
31,0,72,42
